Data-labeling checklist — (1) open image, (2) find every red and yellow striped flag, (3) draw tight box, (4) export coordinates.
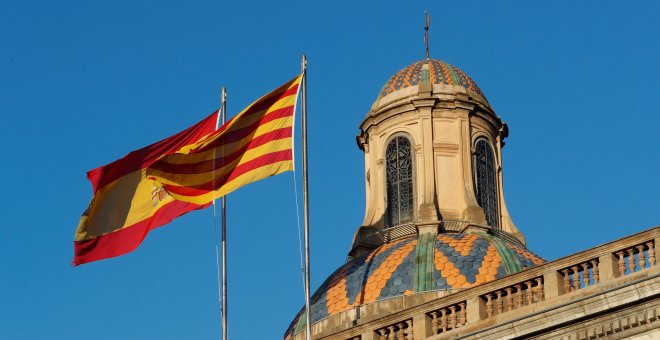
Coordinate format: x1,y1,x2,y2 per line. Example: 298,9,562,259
145,75,301,204
74,75,301,265
74,111,219,265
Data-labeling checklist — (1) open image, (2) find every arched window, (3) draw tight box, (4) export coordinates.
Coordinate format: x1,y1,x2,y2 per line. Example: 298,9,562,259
474,139,499,229
386,136,414,226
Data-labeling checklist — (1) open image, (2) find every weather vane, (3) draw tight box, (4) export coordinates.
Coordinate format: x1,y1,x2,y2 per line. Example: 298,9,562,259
424,11,431,59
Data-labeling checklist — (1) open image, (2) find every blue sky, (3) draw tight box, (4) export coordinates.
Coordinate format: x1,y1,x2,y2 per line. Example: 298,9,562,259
1,1,659,339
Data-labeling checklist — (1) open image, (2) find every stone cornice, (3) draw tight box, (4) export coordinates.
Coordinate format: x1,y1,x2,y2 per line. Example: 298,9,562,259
359,94,499,136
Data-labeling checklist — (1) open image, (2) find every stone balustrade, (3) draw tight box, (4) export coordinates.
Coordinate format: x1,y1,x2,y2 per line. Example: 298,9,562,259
614,240,656,276
481,276,544,319
558,258,599,293
294,227,659,340
427,301,466,334
374,319,412,340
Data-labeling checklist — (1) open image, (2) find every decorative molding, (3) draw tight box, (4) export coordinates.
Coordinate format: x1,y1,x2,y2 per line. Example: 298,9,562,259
575,305,659,339
412,98,437,108
434,142,460,155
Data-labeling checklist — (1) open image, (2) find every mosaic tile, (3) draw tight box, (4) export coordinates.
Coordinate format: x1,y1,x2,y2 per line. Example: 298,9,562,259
283,232,546,339
379,59,486,99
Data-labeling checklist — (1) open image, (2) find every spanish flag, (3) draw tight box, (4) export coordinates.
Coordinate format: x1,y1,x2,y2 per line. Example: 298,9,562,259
74,75,301,265
146,75,301,205
73,111,218,265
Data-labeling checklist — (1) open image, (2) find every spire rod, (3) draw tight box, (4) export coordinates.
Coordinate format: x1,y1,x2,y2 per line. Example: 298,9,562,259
424,11,430,60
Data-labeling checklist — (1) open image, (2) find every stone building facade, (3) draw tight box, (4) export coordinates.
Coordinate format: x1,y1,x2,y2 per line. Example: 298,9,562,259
284,58,659,340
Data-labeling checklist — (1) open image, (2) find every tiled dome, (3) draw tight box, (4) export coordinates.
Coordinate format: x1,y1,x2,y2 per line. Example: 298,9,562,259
284,233,544,338
379,59,486,98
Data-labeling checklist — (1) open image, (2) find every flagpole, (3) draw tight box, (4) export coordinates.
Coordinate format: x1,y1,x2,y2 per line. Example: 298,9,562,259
220,87,228,340
301,54,312,340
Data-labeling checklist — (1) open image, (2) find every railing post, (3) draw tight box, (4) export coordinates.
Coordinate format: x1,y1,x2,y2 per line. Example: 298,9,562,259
467,296,486,323
543,271,564,298
599,252,618,281
413,312,431,338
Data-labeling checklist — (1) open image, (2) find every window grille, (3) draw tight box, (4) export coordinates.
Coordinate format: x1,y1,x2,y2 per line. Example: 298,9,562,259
386,136,414,226
474,139,499,229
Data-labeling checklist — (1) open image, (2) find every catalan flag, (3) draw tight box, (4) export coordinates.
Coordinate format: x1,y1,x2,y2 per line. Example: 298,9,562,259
73,111,219,265
146,75,301,205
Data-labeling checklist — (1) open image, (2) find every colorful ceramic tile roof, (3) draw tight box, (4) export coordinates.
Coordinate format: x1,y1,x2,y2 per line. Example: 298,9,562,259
379,59,486,98
283,232,544,339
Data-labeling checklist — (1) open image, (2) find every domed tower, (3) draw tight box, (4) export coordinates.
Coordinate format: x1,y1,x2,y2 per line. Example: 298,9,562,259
284,58,545,339
351,58,524,257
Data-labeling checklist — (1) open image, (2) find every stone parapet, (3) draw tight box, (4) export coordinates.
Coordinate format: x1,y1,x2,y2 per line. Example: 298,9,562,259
290,227,659,340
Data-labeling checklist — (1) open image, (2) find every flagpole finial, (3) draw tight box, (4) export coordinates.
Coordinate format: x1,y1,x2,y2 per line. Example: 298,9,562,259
301,53,307,72
424,11,431,60
216,86,227,133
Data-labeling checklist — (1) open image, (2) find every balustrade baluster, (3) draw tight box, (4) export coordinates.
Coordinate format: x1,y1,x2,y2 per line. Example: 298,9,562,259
495,290,503,314
405,319,413,340
571,266,581,290
616,251,626,275
525,281,533,305
636,245,646,269
387,326,395,340
514,284,523,308
448,306,457,329
535,277,544,301
581,263,590,287
485,294,494,317
590,259,599,283
396,323,404,339
505,287,513,311
430,311,439,334
378,328,387,340
627,249,636,272
562,269,571,292
647,241,656,266
458,302,467,327
440,308,448,333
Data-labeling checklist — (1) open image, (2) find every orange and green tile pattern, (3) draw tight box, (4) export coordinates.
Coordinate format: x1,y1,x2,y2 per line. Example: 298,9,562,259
379,59,485,98
283,233,544,338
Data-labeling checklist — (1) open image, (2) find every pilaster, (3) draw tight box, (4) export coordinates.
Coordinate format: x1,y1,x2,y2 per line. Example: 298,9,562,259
543,270,565,298
415,99,439,223
413,313,432,338
599,252,618,280
466,296,486,324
